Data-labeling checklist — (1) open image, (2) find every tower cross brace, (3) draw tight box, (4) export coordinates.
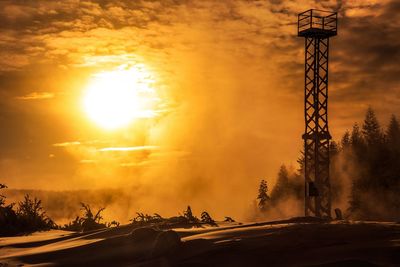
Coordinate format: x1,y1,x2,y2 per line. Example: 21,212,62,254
298,9,337,218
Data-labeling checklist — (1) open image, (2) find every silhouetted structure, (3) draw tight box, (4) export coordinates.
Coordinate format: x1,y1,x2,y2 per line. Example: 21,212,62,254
298,9,337,218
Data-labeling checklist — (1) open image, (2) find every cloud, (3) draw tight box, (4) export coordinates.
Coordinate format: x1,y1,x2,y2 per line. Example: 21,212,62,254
16,91,55,100
53,141,81,147
98,146,158,152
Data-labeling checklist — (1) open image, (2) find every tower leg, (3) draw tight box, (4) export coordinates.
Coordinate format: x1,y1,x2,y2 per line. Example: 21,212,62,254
303,37,331,218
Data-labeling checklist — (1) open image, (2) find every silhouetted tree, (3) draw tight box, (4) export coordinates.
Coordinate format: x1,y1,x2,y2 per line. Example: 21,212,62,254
257,179,270,212
386,115,400,178
0,184,7,207
1,189,56,236
349,122,367,166
387,115,400,152
351,123,364,148
80,203,104,223
297,151,305,176
0,184,18,236
224,216,235,222
17,194,54,232
201,211,217,226
362,107,383,146
184,206,193,219
344,107,400,220
266,107,399,221
183,205,199,223
271,165,289,203
79,203,106,231
330,141,340,156
64,203,106,232
341,130,351,148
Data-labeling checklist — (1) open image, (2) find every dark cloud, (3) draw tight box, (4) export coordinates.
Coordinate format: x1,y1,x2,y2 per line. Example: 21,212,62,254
329,1,400,109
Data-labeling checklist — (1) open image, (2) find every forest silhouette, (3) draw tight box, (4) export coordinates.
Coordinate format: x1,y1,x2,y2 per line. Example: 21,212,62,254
256,107,400,221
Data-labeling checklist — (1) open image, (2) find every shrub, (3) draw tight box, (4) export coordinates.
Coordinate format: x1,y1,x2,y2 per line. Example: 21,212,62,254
17,194,55,232
63,203,106,232
201,211,217,226
0,190,55,236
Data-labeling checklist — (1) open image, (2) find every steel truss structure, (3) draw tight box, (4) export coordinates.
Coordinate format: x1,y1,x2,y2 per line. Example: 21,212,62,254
298,9,337,218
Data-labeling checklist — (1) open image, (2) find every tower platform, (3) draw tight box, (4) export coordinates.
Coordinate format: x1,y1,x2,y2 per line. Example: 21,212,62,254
298,9,337,38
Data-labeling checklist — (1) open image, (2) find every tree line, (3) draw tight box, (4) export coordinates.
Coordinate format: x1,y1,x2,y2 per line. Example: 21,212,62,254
257,107,400,221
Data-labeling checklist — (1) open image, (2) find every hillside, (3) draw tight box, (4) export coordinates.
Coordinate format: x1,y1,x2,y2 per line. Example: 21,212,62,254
1,218,399,266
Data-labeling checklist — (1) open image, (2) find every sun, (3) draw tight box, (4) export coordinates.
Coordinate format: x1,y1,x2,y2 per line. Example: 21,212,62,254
83,65,157,130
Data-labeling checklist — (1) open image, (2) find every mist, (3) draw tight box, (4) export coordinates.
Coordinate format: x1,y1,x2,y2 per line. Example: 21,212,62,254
2,0,400,224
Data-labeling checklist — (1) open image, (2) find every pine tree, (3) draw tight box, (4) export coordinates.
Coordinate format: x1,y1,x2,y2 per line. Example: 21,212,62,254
297,150,305,177
350,123,366,159
17,195,46,221
271,165,289,202
0,184,6,207
362,107,388,188
384,114,400,190
257,179,270,211
200,211,217,226
386,115,400,151
17,194,54,231
351,123,363,146
183,205,198,223
362,107,382,146
341,131,351,148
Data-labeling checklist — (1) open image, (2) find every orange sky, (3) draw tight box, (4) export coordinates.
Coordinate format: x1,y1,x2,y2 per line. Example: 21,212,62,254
1,0,400,217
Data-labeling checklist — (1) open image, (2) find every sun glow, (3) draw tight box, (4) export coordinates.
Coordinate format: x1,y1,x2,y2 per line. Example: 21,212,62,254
83,65,157,130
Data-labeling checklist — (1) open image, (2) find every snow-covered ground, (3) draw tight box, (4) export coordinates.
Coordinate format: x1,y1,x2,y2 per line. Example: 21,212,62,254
1,218,399,266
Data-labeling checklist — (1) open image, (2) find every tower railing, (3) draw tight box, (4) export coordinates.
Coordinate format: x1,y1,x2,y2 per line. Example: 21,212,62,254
298,9,337,37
